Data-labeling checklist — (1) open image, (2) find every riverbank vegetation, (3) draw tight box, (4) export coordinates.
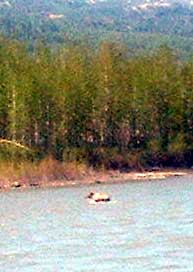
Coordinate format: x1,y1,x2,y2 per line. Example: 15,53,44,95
1,36,193,182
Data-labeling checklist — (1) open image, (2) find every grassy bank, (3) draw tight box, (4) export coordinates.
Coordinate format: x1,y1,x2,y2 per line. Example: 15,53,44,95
0,157,90,189
0,156,188,191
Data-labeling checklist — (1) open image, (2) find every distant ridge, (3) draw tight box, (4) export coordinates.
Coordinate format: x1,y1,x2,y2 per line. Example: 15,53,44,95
1,0,193,56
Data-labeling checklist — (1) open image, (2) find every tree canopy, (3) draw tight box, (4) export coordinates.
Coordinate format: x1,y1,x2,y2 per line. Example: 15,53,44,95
0,37,193,168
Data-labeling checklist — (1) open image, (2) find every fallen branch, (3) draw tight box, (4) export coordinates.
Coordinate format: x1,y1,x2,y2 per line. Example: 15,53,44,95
0,139,32,152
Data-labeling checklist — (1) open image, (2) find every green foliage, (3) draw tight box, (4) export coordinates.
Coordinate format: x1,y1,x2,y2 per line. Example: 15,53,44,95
1,0,193,57
63,147,87,163
0,141,35,162
0,36,193,168
168,133,188,155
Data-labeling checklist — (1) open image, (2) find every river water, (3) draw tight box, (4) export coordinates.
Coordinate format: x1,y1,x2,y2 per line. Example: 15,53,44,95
1,174,193,271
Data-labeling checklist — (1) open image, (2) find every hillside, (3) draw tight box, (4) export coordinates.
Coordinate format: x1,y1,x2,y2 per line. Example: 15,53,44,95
1,0,193,55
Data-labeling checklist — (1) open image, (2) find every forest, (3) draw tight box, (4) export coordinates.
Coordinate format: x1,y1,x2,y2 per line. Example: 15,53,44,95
1,36,193,173
1,0,193,58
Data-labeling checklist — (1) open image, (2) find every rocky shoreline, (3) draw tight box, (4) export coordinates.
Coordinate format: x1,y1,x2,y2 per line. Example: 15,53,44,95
0,169,188,192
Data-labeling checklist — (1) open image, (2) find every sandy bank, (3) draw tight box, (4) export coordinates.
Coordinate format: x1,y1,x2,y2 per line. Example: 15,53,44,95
0,169,189,191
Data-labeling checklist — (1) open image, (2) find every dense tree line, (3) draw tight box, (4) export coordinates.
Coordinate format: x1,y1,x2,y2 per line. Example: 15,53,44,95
0,37,193,169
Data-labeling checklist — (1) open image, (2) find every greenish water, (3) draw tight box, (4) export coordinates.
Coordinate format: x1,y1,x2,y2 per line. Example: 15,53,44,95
1,174,193,271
